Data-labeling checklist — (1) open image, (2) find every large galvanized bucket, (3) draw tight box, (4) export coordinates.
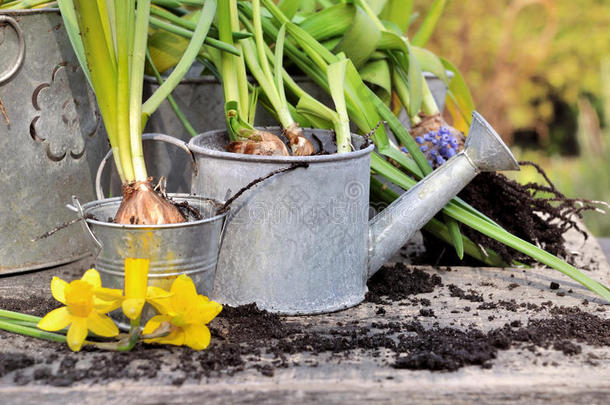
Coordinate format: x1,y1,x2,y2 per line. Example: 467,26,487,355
0,10,108,274
189,128,373,314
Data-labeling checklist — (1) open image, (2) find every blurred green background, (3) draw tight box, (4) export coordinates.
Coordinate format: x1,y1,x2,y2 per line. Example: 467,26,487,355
413,0,610,236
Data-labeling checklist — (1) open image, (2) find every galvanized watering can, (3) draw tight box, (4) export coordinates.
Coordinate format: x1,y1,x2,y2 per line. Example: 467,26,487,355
0,10,107,274
189,112,519,314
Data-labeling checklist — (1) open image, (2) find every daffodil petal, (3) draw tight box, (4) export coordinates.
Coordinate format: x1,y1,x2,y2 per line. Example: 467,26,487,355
37,307,71,331
200,300,223,325
147,329,185,347
87,313,119,337
94,297,122,314
170,275,198,314
122,298,146,320
94,287,123,313
67,316,88,352
50,277,68,305
183,323,211,351
146,286,173,315
94,287,123,302
81,269,102,289
183,295,222,325
124,258,149,302
142,315,185,347
142,315,172,335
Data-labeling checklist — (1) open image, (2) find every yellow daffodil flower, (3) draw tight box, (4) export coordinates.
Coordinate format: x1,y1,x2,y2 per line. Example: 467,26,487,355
122,258,149,320
119,257,173,320
142,275,222,351
38,269,123,352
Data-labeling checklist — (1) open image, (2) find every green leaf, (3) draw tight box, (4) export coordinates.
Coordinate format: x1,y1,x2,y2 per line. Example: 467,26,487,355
327,58,351,153
411,46,449,84
441,57,474,134
278,0,300,20
366,0,388,15
359,59,392,105
334,6,382,68
406,42,423,115
142,0,217,121
412,0,446,47
56,0,92,86
376,31,423,115
379,0,413,34
444,214,464,259
299,3,355,41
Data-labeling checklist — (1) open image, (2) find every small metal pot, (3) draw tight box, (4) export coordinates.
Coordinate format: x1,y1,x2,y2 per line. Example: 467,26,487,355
73,194,226,327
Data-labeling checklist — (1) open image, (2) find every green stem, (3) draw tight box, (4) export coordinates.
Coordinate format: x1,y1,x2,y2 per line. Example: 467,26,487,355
252,0,275,87
327,59,352,153
217,0,251,141
129,0,153,182
72,0,124,181
0,309,41,324
117,317,141,351
421,78,440,115
145,49,198,137
142,0,217,122
116,0,136,182
0,319,67,344
148,15,240,56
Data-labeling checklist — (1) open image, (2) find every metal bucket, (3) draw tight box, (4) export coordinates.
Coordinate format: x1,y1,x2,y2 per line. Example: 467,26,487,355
0,10,108,274
189,128,374,314
75,195,227,326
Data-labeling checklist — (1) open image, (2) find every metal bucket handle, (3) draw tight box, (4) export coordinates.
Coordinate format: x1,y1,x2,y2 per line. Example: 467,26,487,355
95,133,198,200
65,196,103,256
0,15,26,85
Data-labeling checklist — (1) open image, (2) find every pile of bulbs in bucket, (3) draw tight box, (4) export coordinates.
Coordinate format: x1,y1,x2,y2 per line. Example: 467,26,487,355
0,259,222,352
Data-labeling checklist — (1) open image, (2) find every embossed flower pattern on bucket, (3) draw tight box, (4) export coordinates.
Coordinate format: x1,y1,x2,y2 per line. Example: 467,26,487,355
29,62,100,162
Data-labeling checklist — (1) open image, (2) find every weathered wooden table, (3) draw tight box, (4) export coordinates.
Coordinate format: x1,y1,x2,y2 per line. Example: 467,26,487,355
1,232,608,405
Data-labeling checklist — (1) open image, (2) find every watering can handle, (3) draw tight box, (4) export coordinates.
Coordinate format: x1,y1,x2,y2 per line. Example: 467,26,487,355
0,16,26,85
95,133,197,200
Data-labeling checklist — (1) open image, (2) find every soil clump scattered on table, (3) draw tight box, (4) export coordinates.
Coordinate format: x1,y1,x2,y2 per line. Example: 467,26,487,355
1,264,608,385
0,297,60,317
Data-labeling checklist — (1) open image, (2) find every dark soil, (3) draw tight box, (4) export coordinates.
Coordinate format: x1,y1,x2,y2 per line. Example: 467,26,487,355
1,265,608,385
365,263,443,304
0,297,60,316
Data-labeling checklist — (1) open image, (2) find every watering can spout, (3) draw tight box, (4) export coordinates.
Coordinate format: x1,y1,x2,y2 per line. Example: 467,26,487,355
367,111,520,277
